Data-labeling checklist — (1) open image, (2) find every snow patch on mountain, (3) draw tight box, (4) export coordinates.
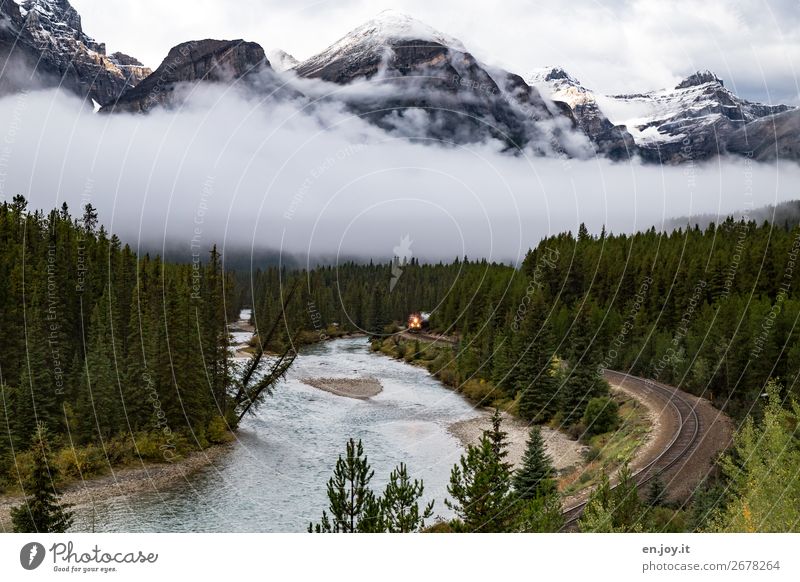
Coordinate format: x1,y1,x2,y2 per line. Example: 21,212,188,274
266,48,298,72
602,71,792,145
297,9,466,78
529,66,596,108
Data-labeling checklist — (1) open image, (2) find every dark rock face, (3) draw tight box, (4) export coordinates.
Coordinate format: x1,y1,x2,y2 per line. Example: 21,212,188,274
726,109,800,162
0,0,150,104
1,0,63,95
529,67,636,160
675,70,722,89
104,39,268,113
294,12,577,154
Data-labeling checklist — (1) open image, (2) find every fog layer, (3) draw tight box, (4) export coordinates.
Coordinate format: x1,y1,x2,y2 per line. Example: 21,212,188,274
1,87,797,265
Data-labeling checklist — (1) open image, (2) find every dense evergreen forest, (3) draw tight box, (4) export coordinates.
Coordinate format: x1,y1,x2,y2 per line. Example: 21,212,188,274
252,216,800,422
0,197,237,493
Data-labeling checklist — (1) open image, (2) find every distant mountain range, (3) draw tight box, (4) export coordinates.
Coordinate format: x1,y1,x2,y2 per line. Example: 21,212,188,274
1,1,797,163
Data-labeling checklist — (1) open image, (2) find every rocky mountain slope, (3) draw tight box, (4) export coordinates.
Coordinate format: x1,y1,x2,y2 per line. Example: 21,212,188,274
534,67,793,163
292,10,587,156
102,39,269,113
0,0,150,104
602,70,791,162
725,108,800,162
529,67,635,160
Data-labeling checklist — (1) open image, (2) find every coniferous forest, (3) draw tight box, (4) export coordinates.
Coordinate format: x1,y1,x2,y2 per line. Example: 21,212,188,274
249,213,800,533
252,216,800,422
0,197,237,494
3,195,800,534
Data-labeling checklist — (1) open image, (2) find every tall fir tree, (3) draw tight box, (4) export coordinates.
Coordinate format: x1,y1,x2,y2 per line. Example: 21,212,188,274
515,295,559,422
11,423,74,533
446,415,515,532
513,426,557,499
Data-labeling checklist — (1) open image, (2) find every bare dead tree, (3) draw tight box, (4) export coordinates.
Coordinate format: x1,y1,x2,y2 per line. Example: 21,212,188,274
231,281,300,423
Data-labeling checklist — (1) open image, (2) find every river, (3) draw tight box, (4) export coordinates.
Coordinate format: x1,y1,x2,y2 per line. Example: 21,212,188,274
70,317,479,532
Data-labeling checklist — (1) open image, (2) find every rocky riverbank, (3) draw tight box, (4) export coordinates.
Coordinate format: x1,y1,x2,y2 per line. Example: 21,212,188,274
448,412,587,472
0,443,231,531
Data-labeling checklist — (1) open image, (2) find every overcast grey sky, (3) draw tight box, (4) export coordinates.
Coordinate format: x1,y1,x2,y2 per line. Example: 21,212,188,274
68,0,800,105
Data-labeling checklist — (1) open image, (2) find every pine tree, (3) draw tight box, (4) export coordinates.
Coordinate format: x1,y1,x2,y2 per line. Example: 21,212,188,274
561,301,609,424
11,423,74,533
309,439,378,533
709,381,800,532
514,492,564,532
513,426,557,499
78,288,121,441
380,463,434,532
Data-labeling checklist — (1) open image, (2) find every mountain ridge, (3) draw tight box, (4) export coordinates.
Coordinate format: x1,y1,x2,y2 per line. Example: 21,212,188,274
2,4,796,163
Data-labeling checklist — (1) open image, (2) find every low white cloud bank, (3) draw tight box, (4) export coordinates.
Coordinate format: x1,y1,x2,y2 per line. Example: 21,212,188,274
0,86,797,266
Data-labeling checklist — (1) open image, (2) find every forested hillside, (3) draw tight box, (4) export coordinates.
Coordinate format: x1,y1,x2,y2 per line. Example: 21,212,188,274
0,197,237,491
253,216,800,421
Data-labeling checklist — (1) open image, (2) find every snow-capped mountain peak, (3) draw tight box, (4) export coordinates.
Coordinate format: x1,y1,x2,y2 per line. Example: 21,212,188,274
341,9,466,51
529,66,582,87
296,9,467,79
675,69,723,89
528,66,635,159
528,66,595,108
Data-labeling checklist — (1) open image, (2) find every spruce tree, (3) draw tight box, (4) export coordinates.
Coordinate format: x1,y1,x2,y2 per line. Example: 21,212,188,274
513,426,557,499
515,295,559,423
487,408,511,469
515,492,564,532
446,417,515,532
646,477,667,508
561,301,609,424
11,423,74,533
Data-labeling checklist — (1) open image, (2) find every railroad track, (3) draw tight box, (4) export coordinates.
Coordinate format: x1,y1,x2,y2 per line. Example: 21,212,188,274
561,370,702,528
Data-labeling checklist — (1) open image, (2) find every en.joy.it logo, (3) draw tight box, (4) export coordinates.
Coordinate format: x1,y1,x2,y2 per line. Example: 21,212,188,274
20,542,46,570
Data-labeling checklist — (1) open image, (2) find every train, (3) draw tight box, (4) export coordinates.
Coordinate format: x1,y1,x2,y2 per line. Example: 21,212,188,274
407,311,431,331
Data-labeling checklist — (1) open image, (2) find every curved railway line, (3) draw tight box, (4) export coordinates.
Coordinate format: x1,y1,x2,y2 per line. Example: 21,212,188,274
561,370,708,528
397,330,731,530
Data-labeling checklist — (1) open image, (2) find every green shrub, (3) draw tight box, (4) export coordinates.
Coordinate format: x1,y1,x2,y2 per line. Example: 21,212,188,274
423,519,456,533
567,423,585,440
8,450,35,490
582,397,620,436
436,366,457,387
103,434,136,465
461,379,495,404
54,444,105,479
207,416,233,444
131,431,184,462
583,444,602,462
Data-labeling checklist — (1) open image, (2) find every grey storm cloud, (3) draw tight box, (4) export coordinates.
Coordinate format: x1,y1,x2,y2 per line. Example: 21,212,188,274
1,83,799,265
